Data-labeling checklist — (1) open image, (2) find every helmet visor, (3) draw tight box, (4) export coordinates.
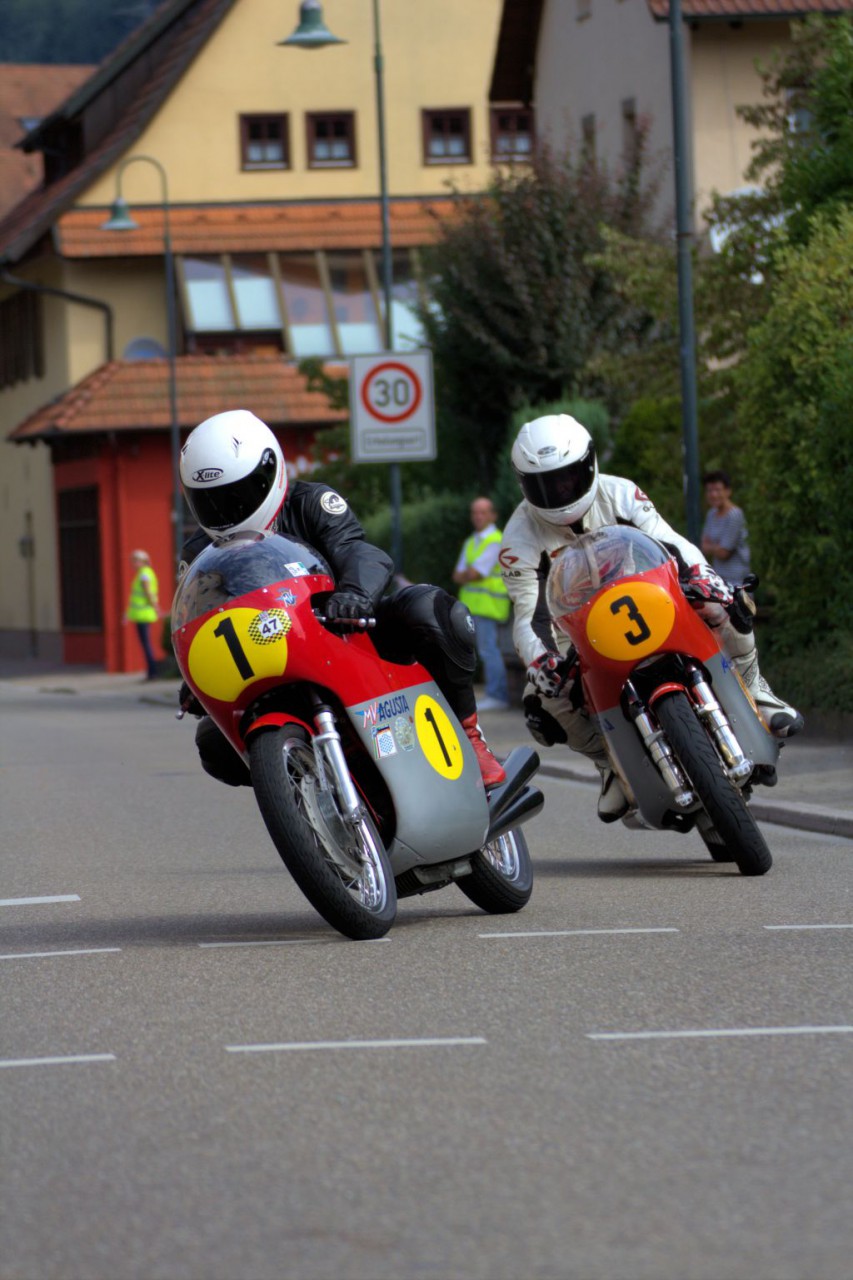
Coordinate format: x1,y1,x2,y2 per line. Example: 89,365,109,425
185,448,279,532
516,442,597,512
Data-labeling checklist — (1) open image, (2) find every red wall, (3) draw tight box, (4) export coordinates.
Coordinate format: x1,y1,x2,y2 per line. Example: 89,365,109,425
54,435,179,673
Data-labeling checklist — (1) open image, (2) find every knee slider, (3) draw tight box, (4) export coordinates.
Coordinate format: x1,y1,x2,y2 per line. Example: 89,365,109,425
523,693,568,747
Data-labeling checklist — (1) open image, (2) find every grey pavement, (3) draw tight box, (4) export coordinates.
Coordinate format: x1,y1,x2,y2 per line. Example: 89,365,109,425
0,659,850,840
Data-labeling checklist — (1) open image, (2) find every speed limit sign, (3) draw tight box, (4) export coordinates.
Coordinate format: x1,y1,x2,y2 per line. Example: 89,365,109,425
350,352,435,463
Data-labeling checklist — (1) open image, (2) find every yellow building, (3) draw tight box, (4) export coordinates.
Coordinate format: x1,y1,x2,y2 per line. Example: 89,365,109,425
0,0,527,668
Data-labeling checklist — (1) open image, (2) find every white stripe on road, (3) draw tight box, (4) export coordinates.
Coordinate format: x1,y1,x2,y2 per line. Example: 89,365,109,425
0,948,120,961
0,895,80,906
226,1036,487,1054
764,924,853,931
0,1053,116,1069
588,1025,853,1042
199,938,390,948
479,928,679,939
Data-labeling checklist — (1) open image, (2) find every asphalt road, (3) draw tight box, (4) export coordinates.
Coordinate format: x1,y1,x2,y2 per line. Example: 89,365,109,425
2,684,852,1280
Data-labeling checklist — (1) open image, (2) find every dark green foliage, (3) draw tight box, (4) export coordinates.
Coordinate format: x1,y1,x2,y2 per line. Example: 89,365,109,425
0,0,153,63
761,632,853,716
733,210,853,659
606,397,686,532
417,143,662,493
362,492,471,596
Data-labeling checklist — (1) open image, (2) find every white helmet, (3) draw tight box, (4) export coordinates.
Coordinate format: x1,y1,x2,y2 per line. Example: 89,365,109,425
180,409,287,538
511,414,599,526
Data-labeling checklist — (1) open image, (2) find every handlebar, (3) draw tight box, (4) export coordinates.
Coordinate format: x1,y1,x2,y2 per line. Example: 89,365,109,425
313,612,377,630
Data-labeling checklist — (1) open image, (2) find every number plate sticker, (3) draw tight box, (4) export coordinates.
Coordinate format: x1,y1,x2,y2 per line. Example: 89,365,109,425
586,583,675,661
188,607,291,702
414,694,464,779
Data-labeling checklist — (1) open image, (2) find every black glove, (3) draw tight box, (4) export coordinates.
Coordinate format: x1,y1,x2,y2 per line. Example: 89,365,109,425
324,590,374,629
178,680,205,718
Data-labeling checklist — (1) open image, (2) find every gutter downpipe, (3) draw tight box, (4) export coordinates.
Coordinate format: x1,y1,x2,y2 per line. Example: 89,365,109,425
0,269,114,361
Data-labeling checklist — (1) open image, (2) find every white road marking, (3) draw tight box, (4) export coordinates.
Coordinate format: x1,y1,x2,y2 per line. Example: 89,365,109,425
764,924,853,931
588,1025,853,1042
226,1036,487,1054
0,895,80,906
479,928,679,939
0,948,120,961
199,938,390,948
0,1053,116,1069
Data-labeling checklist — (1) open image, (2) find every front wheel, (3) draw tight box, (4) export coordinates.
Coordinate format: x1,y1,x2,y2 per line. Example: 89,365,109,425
249,727,397,939
655,692,772,877
457,828,533,913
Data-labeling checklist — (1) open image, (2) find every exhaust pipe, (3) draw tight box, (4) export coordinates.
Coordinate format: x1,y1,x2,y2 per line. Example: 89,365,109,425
486,784,544,843
486,747,542,840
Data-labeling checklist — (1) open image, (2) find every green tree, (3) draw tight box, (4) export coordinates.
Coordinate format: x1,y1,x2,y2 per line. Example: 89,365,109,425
418,142,663,493
733,210,853,706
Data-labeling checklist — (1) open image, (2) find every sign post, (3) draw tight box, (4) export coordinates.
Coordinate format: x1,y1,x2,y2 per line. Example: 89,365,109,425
350,352,436,572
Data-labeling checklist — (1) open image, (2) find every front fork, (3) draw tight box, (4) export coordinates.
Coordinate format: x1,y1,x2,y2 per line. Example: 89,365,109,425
623,662,754,806
308,699,365,825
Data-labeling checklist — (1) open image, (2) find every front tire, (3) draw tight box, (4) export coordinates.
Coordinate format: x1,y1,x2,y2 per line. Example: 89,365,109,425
249,727,397,939
457,828,533,913
655,692,772,877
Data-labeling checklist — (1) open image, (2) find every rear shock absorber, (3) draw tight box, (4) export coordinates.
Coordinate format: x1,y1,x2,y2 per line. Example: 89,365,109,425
623,682,695,808
685,665,753,782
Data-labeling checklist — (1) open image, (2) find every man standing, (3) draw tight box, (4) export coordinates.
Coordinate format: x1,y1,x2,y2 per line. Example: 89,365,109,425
453,497,512,711
124,549,160,680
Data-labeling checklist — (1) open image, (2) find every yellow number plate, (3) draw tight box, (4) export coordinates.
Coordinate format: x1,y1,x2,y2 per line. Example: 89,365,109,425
586,582,675,661
188,607,291,702
414,694,464,780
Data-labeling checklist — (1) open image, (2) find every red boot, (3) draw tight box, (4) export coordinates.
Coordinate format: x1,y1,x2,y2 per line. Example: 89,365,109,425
461,714,506,788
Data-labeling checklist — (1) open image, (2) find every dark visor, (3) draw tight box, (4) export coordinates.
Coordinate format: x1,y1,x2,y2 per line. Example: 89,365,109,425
516,442,596,511
186,448,278,531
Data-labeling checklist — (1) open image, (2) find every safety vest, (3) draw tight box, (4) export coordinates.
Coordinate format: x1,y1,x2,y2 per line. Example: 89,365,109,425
126,566,159,623
458,529,511,623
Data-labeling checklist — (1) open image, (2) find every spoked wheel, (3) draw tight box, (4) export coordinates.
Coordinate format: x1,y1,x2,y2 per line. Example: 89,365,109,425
457,828,533,913
655,692,772,877
249,727,397,939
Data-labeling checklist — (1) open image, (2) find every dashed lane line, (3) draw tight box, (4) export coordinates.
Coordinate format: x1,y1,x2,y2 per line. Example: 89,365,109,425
0,948,120,961
0,895,80,906
479,928,679,939
587,1025,853,1042
764,923,853,931
226,1037,487,1055
0,1053,116,1069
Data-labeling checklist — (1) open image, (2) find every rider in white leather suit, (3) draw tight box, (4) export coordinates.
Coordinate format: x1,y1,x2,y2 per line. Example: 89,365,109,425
500,414,803,822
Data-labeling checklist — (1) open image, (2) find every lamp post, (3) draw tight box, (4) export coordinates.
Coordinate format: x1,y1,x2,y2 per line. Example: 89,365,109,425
281,0,403,572
667,0,702,545
102,155,183,574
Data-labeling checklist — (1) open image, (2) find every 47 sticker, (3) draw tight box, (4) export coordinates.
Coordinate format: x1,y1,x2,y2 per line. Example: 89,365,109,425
188,607,291,702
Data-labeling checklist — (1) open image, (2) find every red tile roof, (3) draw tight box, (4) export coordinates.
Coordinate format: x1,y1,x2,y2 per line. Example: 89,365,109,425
0,65,94,219
55,198,459,258
8,353,348,441
648,0,852,17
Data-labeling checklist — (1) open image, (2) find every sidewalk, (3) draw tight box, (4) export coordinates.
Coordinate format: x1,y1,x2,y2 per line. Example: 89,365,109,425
0,660,850,840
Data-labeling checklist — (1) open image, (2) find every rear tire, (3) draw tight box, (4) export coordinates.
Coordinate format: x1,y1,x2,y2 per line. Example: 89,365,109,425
457,828,533,913
250,727,397,939
655,693,772,877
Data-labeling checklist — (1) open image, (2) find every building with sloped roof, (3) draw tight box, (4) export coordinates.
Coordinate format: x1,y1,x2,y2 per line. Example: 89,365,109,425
0,0,520,671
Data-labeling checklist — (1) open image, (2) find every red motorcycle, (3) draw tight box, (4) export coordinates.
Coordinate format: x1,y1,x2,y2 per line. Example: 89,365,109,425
172,530,543,939
547,526,778,876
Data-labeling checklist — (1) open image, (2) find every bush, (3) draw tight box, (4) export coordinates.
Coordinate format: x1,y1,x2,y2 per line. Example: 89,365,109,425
362,491,471,594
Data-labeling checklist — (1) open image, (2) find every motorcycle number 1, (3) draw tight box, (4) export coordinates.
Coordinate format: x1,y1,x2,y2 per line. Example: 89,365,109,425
415,695,464,780
586,582,676,661
187,607,291,702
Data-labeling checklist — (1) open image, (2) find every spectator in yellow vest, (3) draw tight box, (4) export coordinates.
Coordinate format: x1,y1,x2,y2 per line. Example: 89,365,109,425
124,549,160,680
453,497,512,711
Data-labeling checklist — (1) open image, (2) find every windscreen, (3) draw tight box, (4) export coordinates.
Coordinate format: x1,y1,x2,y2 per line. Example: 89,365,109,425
547,526,672,619
172,530,332,628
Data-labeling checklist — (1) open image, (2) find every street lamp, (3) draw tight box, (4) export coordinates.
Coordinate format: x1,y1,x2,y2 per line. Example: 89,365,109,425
102,155,183,574
281,0,403,571
667,0,702,545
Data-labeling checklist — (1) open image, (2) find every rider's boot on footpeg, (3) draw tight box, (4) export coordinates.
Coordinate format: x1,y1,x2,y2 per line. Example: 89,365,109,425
461,714,507,789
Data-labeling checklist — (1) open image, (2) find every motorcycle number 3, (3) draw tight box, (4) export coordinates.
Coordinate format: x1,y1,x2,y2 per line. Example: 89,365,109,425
187,607,291,702
586,582,676,661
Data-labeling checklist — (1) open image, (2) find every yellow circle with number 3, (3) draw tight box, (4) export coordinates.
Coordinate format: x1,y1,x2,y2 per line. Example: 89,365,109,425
188,607,289,702
586,582,675,661
414,694,464,779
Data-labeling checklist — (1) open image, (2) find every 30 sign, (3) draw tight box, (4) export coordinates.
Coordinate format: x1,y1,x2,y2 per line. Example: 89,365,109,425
350,352,435,463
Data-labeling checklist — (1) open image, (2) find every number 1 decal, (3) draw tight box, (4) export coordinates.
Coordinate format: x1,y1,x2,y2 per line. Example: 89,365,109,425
414,695,463,779
214,615,255,679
